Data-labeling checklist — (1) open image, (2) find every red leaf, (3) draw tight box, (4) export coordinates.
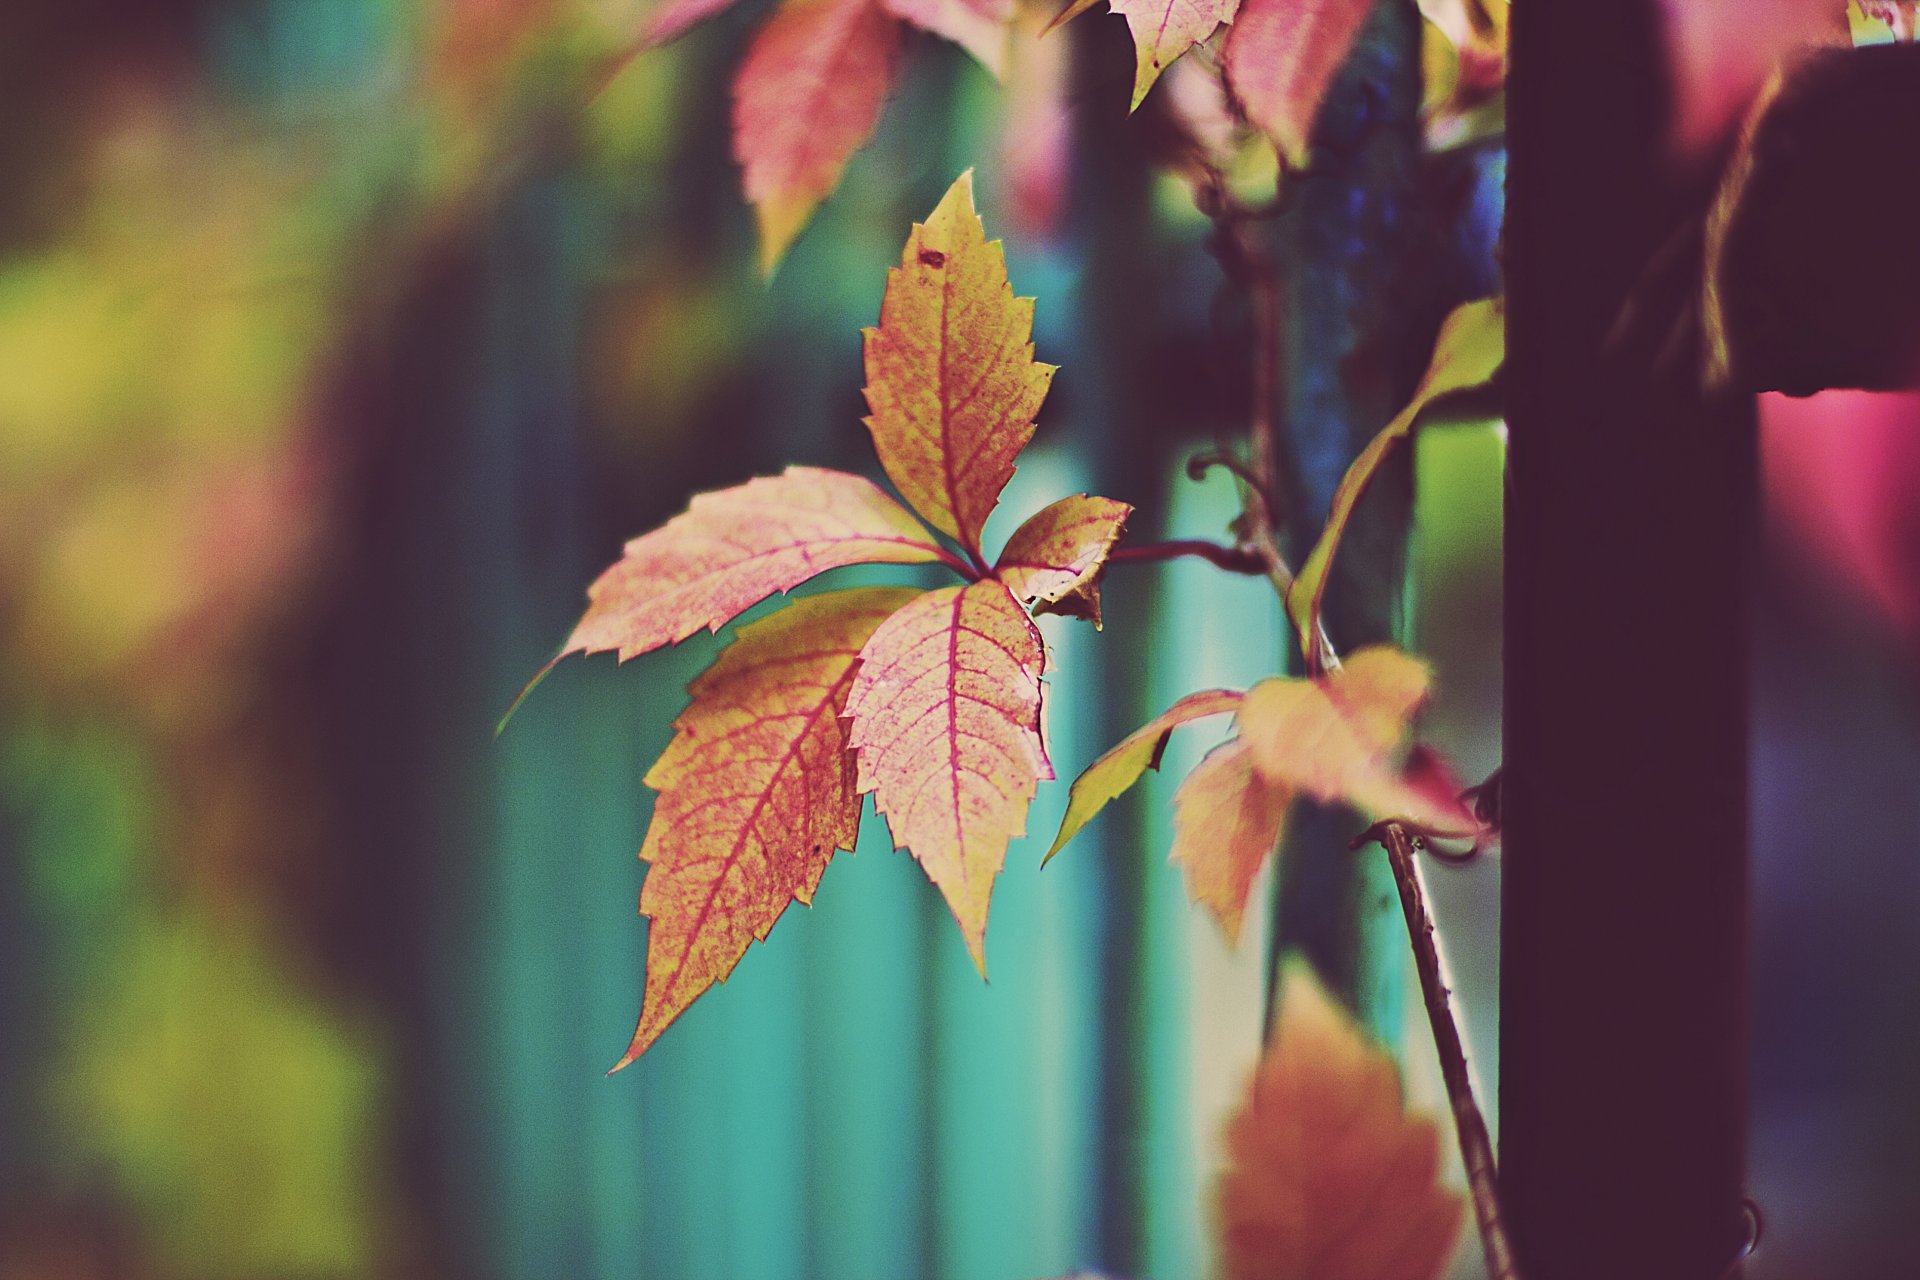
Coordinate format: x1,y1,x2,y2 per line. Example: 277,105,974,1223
615,588,919,1067
1218,962,1465,1280
564,466,944,664
844,578,1050,969
994,493,1132,626
862,171,1058,559
733,0,903,272
1047,688,1244,859
1221,0,1374,168
883,0,1016,75
1170,740,1289,944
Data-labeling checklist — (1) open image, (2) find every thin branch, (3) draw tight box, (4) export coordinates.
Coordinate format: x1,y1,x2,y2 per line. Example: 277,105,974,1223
1107,539,1266,574
1373,821,1522,1280
932,544,984,580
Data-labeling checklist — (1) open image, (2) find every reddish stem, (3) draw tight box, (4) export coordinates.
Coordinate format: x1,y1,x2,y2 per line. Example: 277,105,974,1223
1107,539,1266,574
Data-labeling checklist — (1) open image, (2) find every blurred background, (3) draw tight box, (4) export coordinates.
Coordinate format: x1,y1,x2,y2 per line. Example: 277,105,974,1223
0,0,1917,1276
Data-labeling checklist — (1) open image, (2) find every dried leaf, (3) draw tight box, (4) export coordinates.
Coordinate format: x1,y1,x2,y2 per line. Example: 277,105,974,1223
1222,0,1375,167
1287,297,1502,657
1111,0,1242,110
845,579,1051,970
615,588,919,1067
1218,962,1465,1280
564,466,943,664
863,171,1057,558
733,0,903,272
884,0,1016,75
1170,740,1289,944
994,493,1132,625
1046,688,1244,860
1237,646,1466,831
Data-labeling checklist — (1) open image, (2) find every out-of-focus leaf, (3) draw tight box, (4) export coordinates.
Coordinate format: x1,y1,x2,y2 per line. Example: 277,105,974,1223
614,588,917,1066
999,2,1074,240
994,494,1131,625
1170,740,1288,944
1217,962,1465,1280
1857,1,1917,42
1221,0,1375,168
733,0,903,272
648,0,746,42
1111,0,1241,110
884,0,1017,75
1287,297,1503,656
1046,688,1244,859
1417,0,1507,149
862,171,1056,558
563,467,943,664
1236,646,1467,831
845,579,1050,971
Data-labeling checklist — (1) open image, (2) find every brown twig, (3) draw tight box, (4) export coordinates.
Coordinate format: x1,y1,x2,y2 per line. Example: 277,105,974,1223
1375,821,1521,1280
1107,539,1265,574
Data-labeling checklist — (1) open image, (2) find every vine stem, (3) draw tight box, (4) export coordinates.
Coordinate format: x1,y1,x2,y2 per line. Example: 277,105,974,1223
1375,821,1521,1280
1107,539,1266,574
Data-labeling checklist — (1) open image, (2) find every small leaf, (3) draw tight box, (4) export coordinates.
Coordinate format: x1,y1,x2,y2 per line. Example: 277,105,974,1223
733,0,902,273
1237,646,1467,831
646,0,743,43
994,494,1132,626
615,588,919,1068
1040,0,1103,36
1170,740,1290,945
1286,297,1503,658
883,0,1016,75
564,466,944,664
1047,688,1244,860
1111,0,1242,110
844,579,1051,970
1217,962,1465,1280
863,171,1057,558
1222,0,1376,168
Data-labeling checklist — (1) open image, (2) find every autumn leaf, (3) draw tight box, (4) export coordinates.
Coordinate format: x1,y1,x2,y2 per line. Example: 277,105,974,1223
615,588,919,1068
844,578,1050,970
994,494,1132,625
1286,297,1503,658
1236,646,1466,831
1111,0,1242,110
1046,688,1244,860
563,466,945,664
1217,961,1465,1280
1170,740,1289,945
883,0,1016,75
734,0,903,272
862,171,1057,559
1222,0,1375,168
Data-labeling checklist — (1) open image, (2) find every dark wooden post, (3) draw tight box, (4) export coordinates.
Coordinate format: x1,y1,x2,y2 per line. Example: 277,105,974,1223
1503,4,1751,1276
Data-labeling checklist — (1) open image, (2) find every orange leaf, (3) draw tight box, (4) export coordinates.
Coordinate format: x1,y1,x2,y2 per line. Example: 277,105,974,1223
733,0,902,272
1112,0,1241,110
615,587,919,1067
994,493,1132,626
1221,0,1374,168
883,0,1016,75
1170,740,1289,945
1237,646,1467,831
564,466,944,664
862,171,1058,559
1286,297,1502,658
645,0,741,43
1046,688,1244,859
844,578,1050,970
1217,962,1465,1280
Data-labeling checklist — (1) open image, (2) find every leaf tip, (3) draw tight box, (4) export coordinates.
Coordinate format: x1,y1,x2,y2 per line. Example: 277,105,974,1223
755,193,817,277
497,655,562,737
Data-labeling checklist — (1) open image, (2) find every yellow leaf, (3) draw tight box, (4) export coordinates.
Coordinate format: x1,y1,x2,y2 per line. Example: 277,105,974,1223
862,171,1057,557
994,493,1132,626
1046,688,1244,860
1170,740,1289,945
1112,0,1242,110
1286,297,1503,658
1217,962,1465,1280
